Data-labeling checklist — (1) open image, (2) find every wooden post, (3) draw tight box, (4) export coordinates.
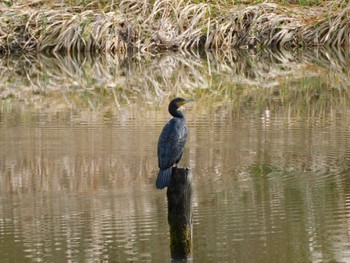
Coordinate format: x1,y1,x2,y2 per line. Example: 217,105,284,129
167,167,193,260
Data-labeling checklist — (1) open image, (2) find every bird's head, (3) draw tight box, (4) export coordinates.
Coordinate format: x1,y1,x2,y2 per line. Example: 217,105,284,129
168,97,194,117
171,97,194,109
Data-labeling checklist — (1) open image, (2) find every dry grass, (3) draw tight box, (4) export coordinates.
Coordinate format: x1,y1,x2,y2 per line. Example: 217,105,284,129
0,0,350,54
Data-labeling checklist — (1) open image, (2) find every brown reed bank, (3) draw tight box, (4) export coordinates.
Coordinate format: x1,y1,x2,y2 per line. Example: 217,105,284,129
0,0,349,54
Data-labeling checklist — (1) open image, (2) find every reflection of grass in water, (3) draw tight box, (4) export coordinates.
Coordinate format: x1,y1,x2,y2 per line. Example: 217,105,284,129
0,47,350,116
250,164,274,177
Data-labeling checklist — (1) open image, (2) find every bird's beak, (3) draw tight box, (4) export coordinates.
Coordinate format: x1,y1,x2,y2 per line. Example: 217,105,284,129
183,98,194,105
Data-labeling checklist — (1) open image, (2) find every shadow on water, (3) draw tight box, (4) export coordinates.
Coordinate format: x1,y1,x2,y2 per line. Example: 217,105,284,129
1,47,350,262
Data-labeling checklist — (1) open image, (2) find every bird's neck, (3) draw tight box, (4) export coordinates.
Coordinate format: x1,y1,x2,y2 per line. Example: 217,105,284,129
170,109,184,118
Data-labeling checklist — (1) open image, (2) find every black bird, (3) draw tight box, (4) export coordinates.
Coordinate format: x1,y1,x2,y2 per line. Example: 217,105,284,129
156,97,194,189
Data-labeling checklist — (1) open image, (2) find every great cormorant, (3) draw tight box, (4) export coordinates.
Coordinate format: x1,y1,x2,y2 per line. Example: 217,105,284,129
156,97,193,189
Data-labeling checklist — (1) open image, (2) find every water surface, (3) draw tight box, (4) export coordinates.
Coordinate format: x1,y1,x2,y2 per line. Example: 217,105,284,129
1,48,350,262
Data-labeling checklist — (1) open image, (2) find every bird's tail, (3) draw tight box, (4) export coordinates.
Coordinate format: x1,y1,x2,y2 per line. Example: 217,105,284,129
156,168,172,189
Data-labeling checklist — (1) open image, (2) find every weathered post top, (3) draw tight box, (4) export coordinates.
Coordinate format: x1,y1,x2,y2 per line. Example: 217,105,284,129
167,167,193,260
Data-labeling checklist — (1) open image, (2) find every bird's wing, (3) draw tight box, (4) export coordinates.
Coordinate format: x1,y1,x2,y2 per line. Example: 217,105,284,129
158,119,187,169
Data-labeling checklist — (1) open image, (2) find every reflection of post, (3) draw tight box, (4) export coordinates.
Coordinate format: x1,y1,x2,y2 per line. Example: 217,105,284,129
167,167,192,260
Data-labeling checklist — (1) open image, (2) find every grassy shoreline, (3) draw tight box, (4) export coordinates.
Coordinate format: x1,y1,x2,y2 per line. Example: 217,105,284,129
0,0,349,54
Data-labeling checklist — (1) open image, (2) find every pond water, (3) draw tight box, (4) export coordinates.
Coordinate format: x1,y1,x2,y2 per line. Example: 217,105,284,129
1,48,350,263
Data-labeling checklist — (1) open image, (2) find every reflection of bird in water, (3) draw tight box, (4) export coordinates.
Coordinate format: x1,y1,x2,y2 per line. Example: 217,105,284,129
156,97,194,189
